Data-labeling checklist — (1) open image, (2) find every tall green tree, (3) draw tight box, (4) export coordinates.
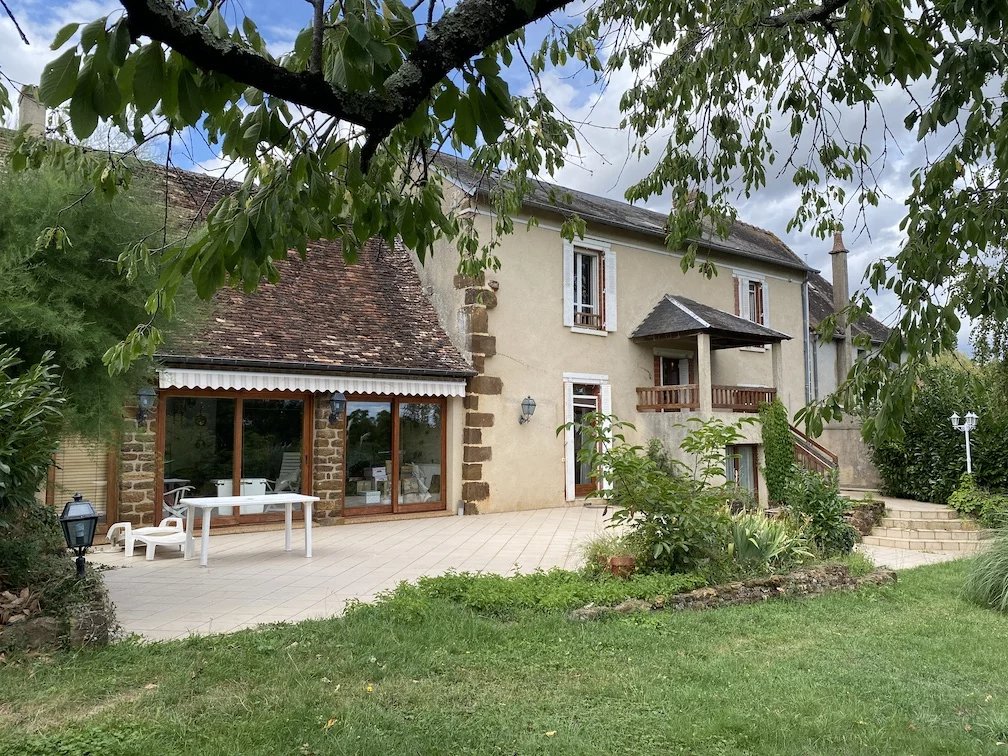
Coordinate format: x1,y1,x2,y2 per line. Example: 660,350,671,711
0,165,185,439
0,0,1004,441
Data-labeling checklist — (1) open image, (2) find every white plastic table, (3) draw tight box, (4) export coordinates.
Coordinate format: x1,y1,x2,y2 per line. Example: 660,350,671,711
180,494,319,567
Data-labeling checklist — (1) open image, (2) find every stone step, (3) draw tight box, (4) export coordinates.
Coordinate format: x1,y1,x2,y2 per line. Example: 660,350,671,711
880,517,978,531
870,527,991,541
862,534,990,553
883,505,957,520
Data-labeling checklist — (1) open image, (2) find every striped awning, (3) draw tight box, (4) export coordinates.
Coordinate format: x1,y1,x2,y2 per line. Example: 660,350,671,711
157,367,466,398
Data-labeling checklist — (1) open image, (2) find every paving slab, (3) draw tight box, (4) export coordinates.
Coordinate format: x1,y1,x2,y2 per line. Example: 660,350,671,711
93,505,610,640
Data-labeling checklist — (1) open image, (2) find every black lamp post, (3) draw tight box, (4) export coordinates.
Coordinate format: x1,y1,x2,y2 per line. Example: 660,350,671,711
59,493,99,578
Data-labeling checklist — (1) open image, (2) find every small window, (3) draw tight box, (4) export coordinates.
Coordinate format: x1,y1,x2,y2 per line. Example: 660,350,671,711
573,248,603,330
747,280,765,325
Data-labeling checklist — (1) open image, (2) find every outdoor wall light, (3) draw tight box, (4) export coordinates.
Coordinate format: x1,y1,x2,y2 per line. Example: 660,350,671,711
136,386,157,424
329,391,347,424
951,411,979,474
519,396,537,425
59,493,99,578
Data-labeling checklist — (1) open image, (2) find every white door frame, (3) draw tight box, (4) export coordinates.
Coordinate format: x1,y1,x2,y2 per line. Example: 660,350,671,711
563,373,611,501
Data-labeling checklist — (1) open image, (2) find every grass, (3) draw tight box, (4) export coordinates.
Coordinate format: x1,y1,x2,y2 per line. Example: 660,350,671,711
2,560,1007,754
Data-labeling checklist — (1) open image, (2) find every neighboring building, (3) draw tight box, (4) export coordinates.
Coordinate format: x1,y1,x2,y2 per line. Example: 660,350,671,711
416,156,820,511
807,232,890,400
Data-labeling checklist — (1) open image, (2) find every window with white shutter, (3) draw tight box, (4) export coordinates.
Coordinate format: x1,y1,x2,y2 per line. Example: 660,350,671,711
563,240,615,333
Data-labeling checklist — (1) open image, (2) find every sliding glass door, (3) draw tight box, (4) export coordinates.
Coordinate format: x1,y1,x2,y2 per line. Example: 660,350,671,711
160,392,309,523
344,396,445,516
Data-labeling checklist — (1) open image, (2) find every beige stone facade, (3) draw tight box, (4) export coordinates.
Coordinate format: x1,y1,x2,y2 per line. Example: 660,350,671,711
418,199,812,512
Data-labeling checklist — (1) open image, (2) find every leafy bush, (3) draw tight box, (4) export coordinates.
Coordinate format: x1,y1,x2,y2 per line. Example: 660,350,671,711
386,568,707,616
948,474,1008,528
963,529,1008,612
868,358,1008,504
782,465,857,555
759,399,794,504
728,513,812,570
565,413,732,574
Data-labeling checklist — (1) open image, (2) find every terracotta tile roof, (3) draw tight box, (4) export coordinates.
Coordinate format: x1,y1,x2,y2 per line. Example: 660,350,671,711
161,238,474,377
435,154,811,272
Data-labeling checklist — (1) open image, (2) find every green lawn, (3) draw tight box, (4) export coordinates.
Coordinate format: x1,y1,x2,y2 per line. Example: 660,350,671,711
2,561,1007,755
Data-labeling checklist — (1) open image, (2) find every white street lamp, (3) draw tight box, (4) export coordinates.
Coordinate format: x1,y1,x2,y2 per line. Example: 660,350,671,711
950,411,979,474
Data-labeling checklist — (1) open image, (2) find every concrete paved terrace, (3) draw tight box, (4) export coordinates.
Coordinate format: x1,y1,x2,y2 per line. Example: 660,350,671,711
93,506,610,640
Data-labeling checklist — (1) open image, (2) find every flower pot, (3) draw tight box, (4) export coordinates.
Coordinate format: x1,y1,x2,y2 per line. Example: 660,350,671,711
607,555,636,578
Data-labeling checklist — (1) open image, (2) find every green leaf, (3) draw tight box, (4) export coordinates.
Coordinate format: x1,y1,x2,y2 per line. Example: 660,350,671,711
132,44,164,115
69,81,99,139
38,49,81,106
108,19,132,66
50,22,80,51
79,17,107,53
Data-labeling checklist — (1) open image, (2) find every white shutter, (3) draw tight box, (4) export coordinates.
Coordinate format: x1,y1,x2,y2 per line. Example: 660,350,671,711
564,381,575,501
562,241,575,327
599,383,613,490
604,250,617,332
761,280,770,327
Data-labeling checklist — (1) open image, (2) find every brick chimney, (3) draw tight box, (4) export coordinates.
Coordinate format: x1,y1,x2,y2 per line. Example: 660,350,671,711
830,231,852,382
17,85,46,135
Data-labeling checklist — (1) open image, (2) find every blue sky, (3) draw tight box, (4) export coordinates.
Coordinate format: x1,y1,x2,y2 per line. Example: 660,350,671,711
0,1,959,349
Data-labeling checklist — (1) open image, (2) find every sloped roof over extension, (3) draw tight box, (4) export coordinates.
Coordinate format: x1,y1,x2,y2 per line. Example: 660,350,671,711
436,154,810,273
161,237,474,378
807,271,890,344
631,295,790,350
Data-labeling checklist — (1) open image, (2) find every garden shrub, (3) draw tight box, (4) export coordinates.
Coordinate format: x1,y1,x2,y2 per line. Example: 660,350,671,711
759,398,794,504
390,569,707,616
782,465,857,555
580,532,647,579
948,474,1008,528
564,414,737,574
867,358,1008,504
964,529,1008,612
0,348,65,593
728,512,812,571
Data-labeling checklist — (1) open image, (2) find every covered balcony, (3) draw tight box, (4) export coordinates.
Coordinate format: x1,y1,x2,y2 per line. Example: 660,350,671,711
631,295,790,415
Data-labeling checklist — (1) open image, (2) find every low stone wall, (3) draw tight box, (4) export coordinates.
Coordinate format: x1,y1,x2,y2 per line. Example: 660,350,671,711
569,564,897,621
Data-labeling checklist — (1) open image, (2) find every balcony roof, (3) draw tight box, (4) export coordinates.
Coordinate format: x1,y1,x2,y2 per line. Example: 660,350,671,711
631,295,790,350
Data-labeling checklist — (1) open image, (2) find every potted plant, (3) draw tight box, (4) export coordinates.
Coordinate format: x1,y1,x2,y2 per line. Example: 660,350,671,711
582,533,638,579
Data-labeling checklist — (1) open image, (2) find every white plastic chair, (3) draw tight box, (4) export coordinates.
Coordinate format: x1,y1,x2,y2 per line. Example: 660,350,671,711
163,485,194,519
267,452,301,493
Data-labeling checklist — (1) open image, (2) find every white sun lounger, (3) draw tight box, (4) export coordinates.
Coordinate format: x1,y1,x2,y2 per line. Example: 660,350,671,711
106,517,187,561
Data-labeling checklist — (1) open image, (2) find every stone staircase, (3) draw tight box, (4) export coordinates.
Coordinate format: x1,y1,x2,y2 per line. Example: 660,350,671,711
862,499,993,554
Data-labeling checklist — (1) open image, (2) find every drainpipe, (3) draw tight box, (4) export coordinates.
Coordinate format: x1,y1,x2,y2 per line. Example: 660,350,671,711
801,273,812,404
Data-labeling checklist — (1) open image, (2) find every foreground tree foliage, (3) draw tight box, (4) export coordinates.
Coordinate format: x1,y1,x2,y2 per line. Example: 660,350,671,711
0,166,195,439
0,0,1005,439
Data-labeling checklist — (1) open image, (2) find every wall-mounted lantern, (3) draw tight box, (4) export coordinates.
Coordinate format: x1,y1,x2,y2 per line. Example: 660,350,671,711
137,386,157,424
329,391,347,424
519,396,537,425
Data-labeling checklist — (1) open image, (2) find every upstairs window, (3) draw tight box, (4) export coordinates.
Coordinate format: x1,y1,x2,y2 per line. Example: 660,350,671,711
733,273,769,327
574,248,603,329
563,241,617,333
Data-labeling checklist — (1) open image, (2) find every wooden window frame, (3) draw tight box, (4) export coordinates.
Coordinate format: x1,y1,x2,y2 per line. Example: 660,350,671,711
572,247,605,330
155,388,315,527
342,394,448,517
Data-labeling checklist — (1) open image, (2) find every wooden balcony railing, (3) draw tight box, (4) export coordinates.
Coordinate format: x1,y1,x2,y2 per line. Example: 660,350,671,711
711,385,777,412
636,384,777,413
636,384,700,411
